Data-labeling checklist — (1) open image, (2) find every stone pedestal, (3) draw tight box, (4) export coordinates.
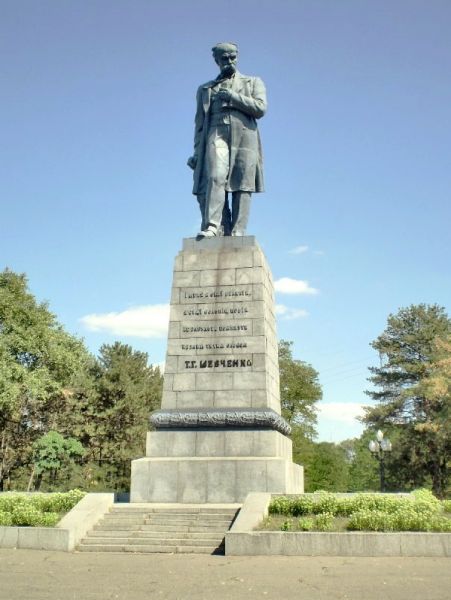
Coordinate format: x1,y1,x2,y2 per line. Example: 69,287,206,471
130,236,303,503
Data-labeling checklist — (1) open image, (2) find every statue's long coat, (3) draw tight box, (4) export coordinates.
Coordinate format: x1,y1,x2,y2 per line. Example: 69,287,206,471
192,72,266,195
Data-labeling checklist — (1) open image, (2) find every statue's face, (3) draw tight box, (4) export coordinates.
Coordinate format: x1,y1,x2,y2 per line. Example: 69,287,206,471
216,50,238,76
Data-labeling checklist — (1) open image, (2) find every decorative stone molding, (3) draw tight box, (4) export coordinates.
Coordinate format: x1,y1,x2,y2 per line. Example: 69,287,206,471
150,408,291,436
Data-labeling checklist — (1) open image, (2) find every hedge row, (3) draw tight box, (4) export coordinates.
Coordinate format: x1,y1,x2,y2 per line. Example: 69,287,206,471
269,490,451,532
0,490,85,527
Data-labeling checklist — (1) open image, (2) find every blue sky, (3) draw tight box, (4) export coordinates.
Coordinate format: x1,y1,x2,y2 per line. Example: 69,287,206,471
1,0,450,442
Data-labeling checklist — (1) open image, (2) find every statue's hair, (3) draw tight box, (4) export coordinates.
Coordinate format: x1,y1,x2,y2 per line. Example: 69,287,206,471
212,42,238,59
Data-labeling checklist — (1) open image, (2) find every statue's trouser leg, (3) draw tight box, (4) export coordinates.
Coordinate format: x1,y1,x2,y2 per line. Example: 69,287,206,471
196,194,206,231
197,195,231,235
231,192,252,235
205,126,230,231
222,199,232,236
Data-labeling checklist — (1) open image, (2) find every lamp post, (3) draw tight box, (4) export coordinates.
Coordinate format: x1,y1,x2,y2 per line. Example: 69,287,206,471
369,430,392,492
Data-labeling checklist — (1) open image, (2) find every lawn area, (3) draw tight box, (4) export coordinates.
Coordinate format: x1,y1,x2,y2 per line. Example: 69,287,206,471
0,490,85,527
258,490,451,533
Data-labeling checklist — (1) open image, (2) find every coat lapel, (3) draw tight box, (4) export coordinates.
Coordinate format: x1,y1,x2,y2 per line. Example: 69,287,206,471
202,86,211,113
232,72,251,94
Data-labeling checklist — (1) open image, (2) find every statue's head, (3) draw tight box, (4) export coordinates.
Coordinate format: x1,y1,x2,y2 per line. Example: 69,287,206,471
212,42,238,77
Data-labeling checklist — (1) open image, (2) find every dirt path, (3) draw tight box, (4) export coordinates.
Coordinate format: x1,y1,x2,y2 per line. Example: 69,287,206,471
0,549,449,600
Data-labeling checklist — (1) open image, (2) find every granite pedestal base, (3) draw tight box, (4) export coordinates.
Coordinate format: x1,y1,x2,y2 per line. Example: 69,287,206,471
131,434,303,504
130,237,304,503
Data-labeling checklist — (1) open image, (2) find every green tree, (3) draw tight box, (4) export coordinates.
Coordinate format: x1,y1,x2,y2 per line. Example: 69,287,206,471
278,340,322,479
342,433,380,492
279,340,321,437
77,342,163,491
306,442,350,492
364,304,451,497
0,269,90,490
30,430,84,491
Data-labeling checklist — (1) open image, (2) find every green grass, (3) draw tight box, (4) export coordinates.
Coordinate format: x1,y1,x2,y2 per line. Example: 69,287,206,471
0,489,85,527
259,490,451,533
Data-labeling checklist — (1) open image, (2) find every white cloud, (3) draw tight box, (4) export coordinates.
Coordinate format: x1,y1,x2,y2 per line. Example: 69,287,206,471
289,245,309,255
80,304,170,338
317,402,366,425
275,304,309,320
274,277,319,295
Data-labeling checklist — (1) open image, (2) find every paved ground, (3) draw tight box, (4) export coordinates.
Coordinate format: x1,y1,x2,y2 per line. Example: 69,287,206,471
0,550,450,600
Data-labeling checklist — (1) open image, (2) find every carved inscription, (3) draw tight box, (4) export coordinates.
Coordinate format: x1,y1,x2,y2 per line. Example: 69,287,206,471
180,285,252,303
184,358,253,369
181,342,248,350
182,306,249,316
182,324,248,334
172,285,261,369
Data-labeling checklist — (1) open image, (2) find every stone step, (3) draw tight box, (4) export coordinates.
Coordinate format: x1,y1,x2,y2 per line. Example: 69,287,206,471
99,517,232,527
80,537,223,547
140,524,229,532
77,544,220,554
105,510,236,517
142,520,232,527
102,514,234,522
100,518,232,527
79,504,237,554
142,514,233,521
109,507,238,515
87,530,224,541
94,523,228,533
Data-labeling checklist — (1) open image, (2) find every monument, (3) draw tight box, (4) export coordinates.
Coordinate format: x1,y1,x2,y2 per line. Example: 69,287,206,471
187,42,266,239
130,44,303,503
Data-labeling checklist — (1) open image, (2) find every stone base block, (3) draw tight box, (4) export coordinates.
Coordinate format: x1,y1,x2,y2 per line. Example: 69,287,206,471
145,429,293,459
130,457,303,503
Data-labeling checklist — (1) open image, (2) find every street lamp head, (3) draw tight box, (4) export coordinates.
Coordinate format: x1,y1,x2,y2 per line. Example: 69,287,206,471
376,430,384,442
381,439,392,452
369,440,378,453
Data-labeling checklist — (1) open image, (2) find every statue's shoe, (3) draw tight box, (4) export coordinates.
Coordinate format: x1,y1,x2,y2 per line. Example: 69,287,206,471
196,226,217,239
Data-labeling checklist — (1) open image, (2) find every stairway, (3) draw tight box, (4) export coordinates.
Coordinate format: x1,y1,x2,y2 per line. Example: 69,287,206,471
77,504,240,554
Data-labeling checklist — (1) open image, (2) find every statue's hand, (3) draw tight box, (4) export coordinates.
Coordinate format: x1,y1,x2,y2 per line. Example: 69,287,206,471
217,89,232,102
187,156,197,170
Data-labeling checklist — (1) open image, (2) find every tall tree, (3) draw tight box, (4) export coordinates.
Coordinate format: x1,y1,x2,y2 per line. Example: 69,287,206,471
342,433,381,492
364,304,451,497
77,342,163,491
306,442,350,492
30,430,84,491
0,269,90,490
278,340,322,477
279,340,321,437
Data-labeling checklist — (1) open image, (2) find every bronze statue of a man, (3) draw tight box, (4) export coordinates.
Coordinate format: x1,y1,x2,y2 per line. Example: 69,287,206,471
187,42,267,238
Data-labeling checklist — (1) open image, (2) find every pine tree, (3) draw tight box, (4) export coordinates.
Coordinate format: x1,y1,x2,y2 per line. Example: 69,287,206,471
78,342,163,491
364,304,450,496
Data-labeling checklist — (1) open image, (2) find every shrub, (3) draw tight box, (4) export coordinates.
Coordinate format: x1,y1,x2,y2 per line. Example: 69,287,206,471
298,517,315,531
0,511,13,526
315,494,339,515
12,505,45,527
269,496,293,516
269,490,450,532
11,504,62,527
411,488,441,509
0,490,85,527
347,510,396,532
315,512,335,532
36,512,61,527
0,495,27,513
280,519,293,531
